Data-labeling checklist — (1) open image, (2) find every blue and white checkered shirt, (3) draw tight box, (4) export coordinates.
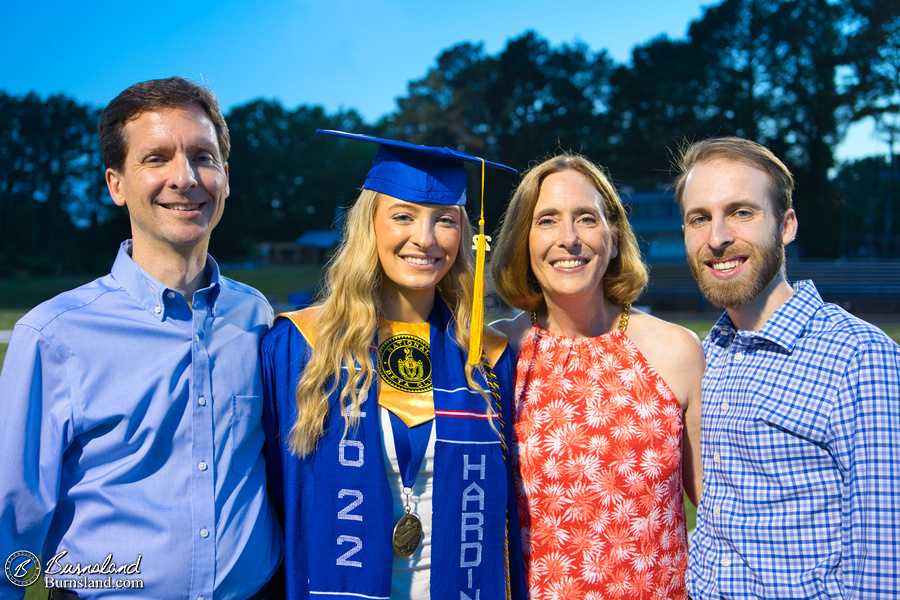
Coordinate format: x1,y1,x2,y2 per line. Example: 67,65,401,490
688,280,900,599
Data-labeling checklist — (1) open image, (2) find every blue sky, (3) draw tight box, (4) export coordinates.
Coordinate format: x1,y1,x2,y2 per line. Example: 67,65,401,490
0,0,883,161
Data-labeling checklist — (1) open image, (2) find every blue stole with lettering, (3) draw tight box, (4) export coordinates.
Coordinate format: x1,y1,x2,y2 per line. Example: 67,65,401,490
304,298,509,599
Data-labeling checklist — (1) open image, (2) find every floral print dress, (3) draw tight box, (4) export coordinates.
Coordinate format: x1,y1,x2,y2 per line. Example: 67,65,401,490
513,323,688,600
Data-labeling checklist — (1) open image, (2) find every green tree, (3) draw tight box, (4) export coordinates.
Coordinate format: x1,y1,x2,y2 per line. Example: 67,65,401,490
844,0,900,130
389,42,488,148
387,32,614,228
605,36,710,185
0,93,111,275
832,156,900,256
216,100,371,259
669,0,847,256
844,1,899,244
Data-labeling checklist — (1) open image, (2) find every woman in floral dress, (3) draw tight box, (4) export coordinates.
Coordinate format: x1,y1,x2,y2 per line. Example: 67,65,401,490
490,154,703,600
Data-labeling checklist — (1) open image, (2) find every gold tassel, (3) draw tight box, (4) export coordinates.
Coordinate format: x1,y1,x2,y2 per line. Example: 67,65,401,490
468,159,488,366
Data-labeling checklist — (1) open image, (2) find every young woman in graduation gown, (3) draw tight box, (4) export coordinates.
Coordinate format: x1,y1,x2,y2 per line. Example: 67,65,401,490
261,131,526,600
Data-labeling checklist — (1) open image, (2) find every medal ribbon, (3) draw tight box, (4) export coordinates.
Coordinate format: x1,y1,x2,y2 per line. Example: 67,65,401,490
388,412,433,489
389,411,432,556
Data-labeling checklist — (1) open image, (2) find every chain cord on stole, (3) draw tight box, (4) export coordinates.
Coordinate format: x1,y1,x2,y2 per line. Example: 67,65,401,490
478,355,511,600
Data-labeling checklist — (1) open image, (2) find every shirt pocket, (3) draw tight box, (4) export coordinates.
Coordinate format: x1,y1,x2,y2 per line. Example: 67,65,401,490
753,390,831,449
231,395,265,476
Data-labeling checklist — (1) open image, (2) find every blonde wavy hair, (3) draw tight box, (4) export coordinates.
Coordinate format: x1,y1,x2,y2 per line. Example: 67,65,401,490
289,189,492,456
490,153,648,312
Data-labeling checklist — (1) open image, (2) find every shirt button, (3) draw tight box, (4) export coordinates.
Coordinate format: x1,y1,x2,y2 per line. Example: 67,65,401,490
166,291,175,299
200,528,210,538
723,557,732,567
194,334,200,343
198,461,208,471
714,454,721,464
198,597,206,600
714,506,721,516
198,396,207,406
154,306,162,314
734,352,744,362
721,402,729,411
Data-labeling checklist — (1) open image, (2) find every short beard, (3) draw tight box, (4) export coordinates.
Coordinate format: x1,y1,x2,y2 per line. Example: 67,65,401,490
689,227,785,310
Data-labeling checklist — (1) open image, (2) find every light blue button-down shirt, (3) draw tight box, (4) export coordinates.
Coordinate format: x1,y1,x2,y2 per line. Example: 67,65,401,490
0,241,283,599
688,280,900,599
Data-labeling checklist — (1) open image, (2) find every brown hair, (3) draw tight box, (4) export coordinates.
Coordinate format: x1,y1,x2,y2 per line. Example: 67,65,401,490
99,76,230,171
490,153,648,312
673,136,794,219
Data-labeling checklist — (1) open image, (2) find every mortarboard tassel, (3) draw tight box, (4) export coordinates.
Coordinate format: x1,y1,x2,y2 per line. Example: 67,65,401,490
468,159,488,366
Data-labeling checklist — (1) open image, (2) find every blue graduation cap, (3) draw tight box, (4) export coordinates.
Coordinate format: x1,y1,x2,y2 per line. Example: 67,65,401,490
316,129,516,206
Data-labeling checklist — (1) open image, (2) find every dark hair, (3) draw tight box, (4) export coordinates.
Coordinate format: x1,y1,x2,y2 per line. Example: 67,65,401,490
99,77,230,171
490,153,648,311
673,136,794,219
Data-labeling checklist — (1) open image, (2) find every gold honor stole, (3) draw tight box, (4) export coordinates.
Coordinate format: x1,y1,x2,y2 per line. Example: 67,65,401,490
377,319,434,427
277,307,509,428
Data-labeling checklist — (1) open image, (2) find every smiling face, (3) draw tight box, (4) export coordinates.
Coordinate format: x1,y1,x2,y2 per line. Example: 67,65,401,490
374,195,462,314
105,104,229,264
528,169,618,306
682,158,797,310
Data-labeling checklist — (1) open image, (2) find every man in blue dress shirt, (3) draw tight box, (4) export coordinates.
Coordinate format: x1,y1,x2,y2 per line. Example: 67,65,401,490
674,136,900,599
0,77,283,599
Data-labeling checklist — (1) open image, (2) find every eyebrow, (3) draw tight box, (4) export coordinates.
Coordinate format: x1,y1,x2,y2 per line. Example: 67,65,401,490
684,199,765,219
682,205,709,217
135,142,219,157
718,199,766,213
534,204,603,218
382,202,459,216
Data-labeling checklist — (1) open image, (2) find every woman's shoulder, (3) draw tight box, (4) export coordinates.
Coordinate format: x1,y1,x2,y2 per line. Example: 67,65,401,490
263,305,323,351
627,309,701,350
625,309,705,401
490,310,532,355
481,322,510,366
625,310,704,373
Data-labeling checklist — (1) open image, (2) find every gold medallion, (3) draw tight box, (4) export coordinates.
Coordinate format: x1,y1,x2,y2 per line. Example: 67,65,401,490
392,513,423,557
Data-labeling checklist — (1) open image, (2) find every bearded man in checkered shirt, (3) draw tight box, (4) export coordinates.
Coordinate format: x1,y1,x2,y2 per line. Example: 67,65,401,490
674,136,900,599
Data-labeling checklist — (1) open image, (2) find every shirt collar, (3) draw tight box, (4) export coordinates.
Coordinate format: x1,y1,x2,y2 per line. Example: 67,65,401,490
708,280,823,351
110,240,220,321
203,255,223,308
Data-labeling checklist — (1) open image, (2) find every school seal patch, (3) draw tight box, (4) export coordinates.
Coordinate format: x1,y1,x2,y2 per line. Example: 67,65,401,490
378,334,432,393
